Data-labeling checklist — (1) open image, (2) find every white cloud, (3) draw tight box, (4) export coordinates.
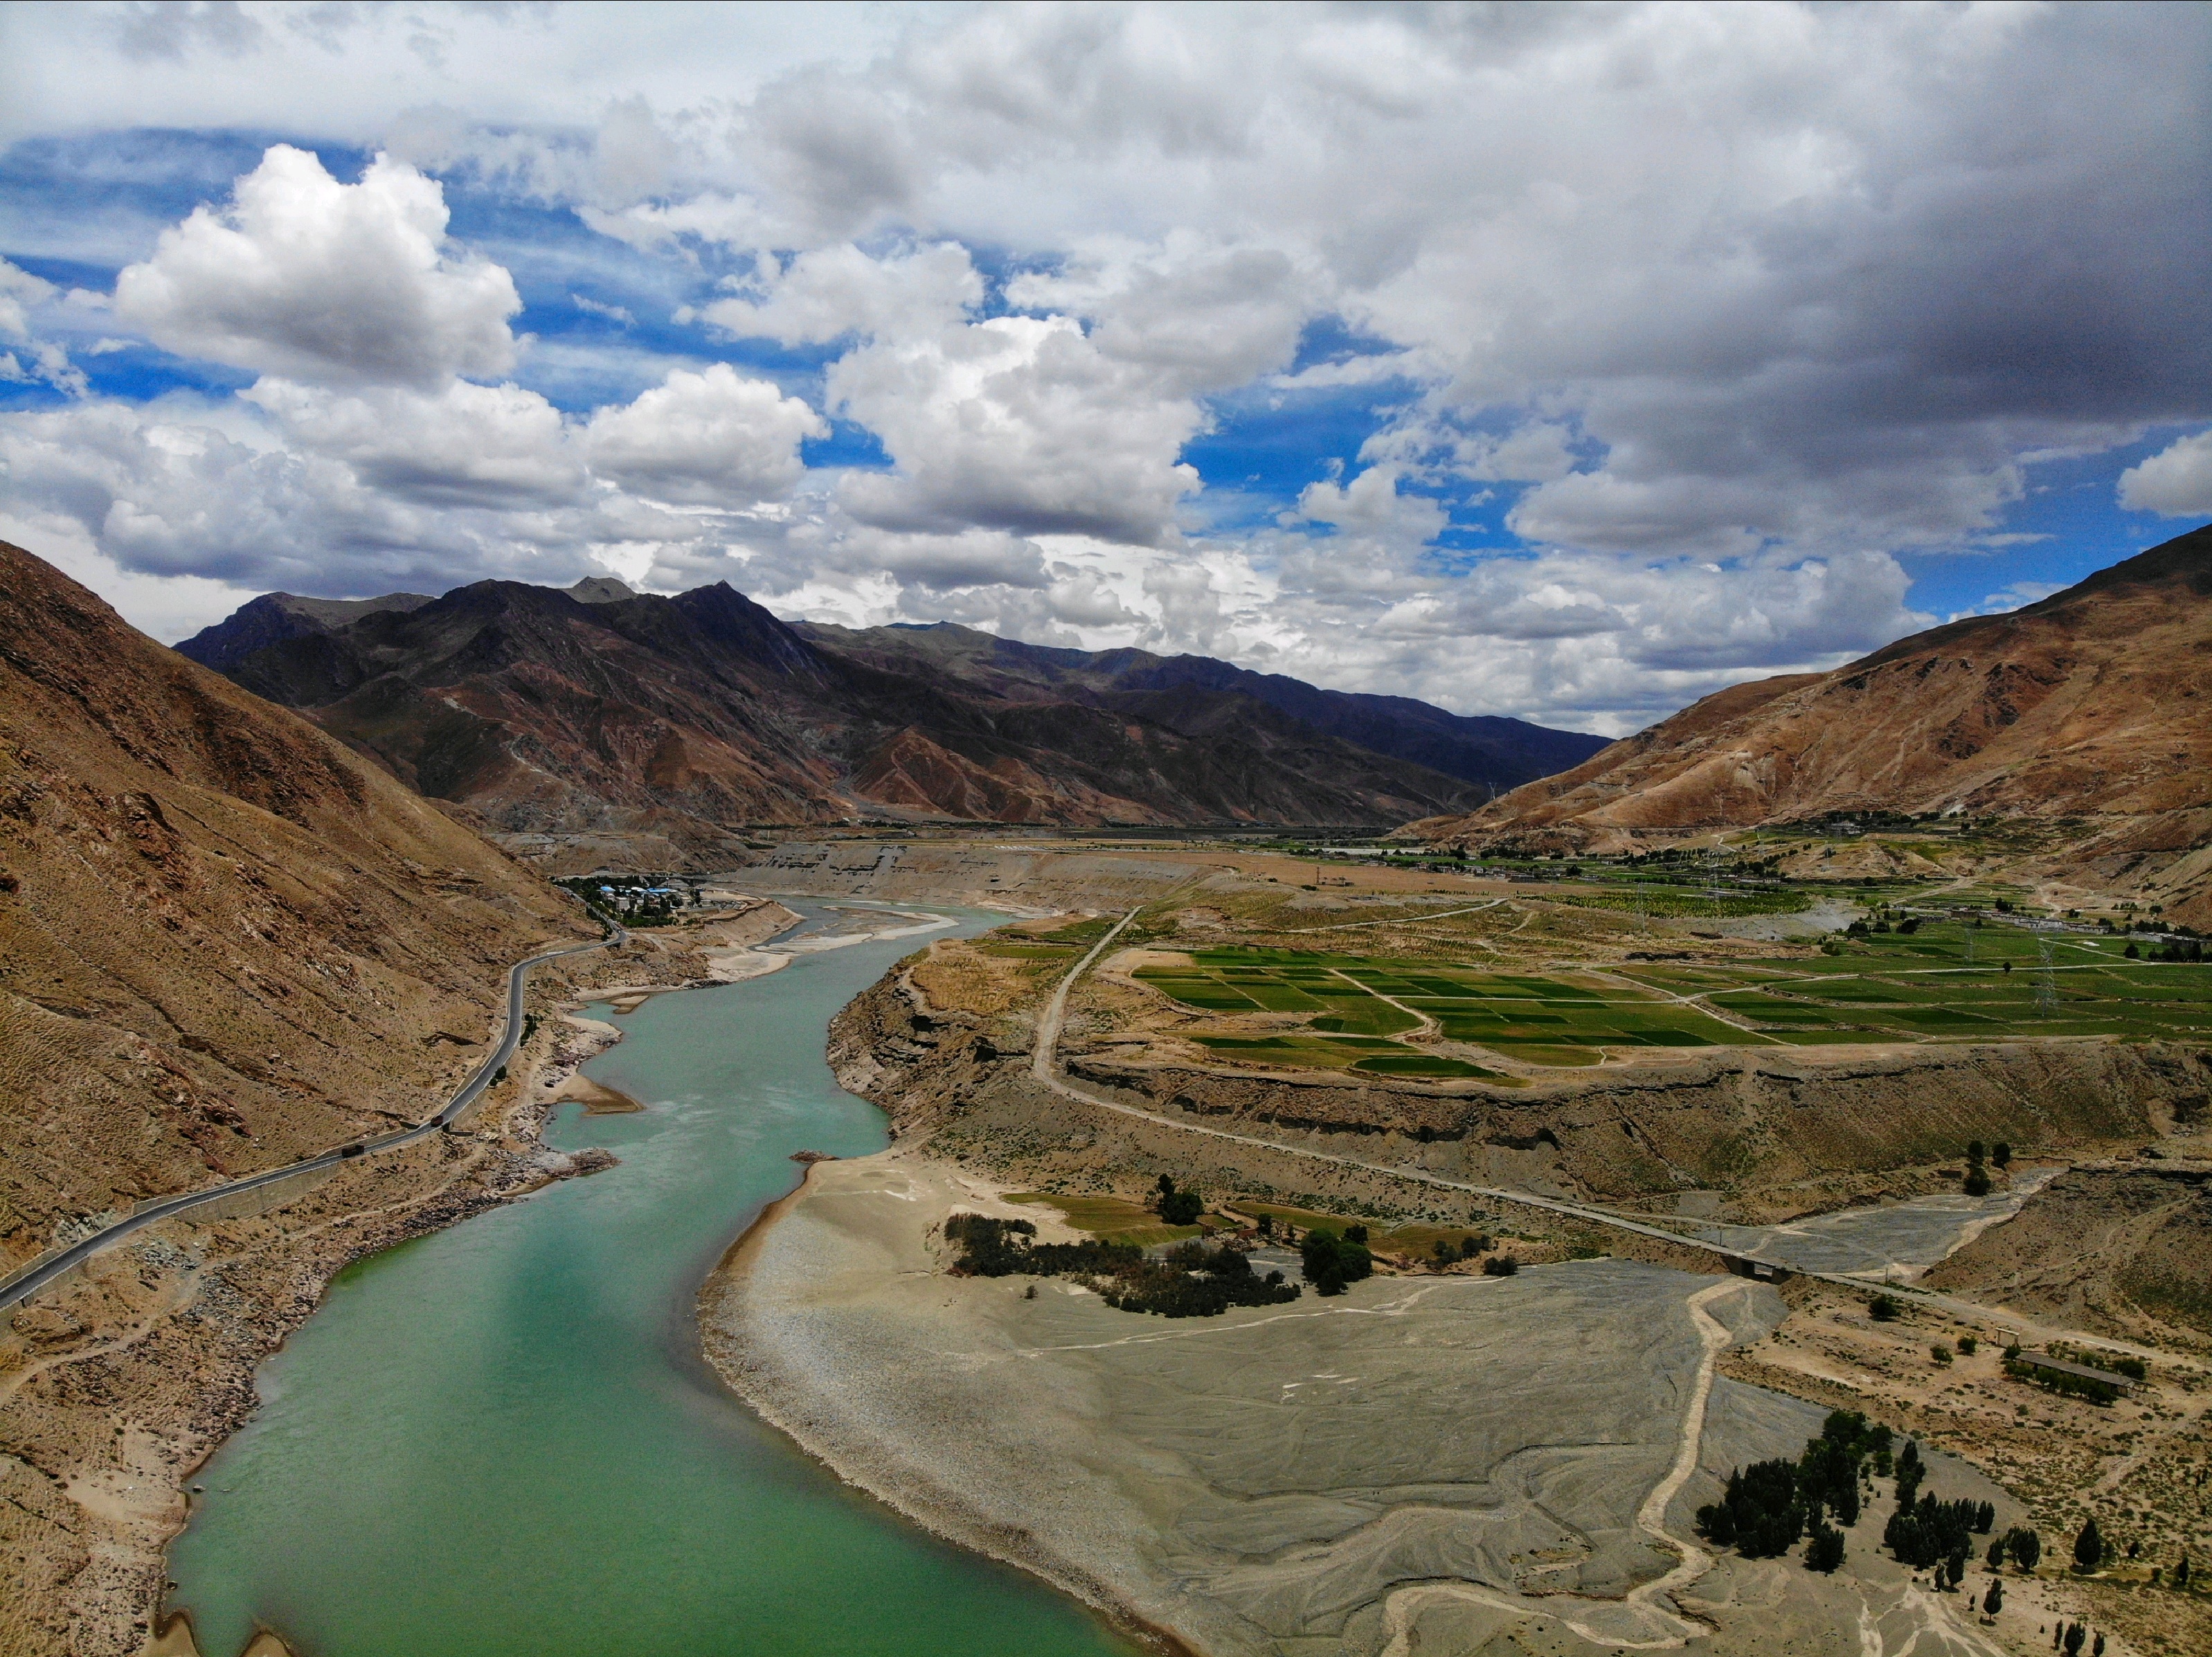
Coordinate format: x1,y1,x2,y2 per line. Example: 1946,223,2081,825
1003,233,1315,397
4,2,2206,731
826,311,1203,545
584,364,826,505
2119,429,2212,518
113,145,521,390
702,242,982,346
242,377,585,509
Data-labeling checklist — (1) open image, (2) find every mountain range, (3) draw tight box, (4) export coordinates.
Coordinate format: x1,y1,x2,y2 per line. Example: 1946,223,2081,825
1412,523,2212,922
176,577,1607,861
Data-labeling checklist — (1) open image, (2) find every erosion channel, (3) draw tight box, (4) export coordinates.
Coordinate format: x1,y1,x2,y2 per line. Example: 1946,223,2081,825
159,902,1138,1657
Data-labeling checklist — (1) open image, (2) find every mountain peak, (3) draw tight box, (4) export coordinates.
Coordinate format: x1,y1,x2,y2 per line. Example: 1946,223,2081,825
568,575,637,604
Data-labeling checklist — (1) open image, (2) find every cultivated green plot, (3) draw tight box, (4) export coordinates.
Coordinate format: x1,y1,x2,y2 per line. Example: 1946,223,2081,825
1131,928,2212,1073
1676,921,2212,1044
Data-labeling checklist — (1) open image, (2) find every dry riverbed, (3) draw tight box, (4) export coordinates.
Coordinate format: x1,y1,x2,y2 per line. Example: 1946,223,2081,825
702,1152,2025,1657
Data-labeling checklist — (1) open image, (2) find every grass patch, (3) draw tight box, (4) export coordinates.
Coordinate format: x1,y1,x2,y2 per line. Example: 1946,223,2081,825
1005,1192,1207,1246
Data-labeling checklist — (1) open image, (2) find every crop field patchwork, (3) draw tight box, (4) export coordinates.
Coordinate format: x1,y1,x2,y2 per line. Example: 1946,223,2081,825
1129,927,2211,1076
1617,924,2212,1045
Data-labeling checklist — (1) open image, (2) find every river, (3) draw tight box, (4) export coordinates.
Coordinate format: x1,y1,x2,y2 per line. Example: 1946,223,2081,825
163,903,1137,1657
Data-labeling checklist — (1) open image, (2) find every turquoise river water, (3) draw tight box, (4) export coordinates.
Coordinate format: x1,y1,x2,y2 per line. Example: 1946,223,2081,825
164,904,1135,1657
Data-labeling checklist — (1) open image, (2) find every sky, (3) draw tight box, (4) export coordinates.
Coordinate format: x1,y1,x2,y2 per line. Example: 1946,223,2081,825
0,2,2206,737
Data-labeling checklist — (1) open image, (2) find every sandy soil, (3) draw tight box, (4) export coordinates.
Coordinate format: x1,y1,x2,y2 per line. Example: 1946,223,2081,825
703,1150,2030,1657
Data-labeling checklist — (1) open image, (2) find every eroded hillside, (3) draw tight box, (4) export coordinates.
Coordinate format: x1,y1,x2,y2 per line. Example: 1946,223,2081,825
1411,524,2212,926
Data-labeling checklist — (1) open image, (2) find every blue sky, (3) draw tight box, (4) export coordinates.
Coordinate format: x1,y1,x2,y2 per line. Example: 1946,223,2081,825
1,3,2206,735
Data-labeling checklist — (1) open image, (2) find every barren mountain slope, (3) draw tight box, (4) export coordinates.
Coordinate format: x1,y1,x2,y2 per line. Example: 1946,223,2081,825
797,618,1610,791
185,577,1517,850
1412,525,2212,911
0,539,586,1272
1923,1163,2212,1344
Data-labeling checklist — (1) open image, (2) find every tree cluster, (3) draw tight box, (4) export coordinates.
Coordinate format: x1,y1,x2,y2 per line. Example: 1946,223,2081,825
1430,1233,1492,1266
942,1214,1300,1318
1696,1411,1891,1571
1300,1227,1374,1296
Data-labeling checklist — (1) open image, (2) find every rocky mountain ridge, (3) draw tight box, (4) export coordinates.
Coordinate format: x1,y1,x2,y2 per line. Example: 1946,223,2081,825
178,576,1604,861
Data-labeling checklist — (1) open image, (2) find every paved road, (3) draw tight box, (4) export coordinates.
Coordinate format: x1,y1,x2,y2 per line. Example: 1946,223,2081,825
0,929,620,1314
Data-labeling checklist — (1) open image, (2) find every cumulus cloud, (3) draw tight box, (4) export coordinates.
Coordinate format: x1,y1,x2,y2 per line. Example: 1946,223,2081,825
1,362,831,601
2119,429,2212,518
113,145,521,389
702,242,981,345
0,258,87,396
242,377,585,510
6,2,2208,728
1003,234,1315,396
827,311,1203,545
583,364,826,504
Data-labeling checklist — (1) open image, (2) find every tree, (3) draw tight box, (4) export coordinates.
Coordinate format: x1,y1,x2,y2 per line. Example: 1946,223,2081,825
1481,1253,1518,1276
1984,1579,2004,1614
2074,1518,2103,1572
1988,1537,2008,1570
2063,1623,2085,1656
1993,1142,2013,1167
1300,1228,1372,1297
1968,1140,1986,1164
1806,1523,1846,1573
1153,1176,1203,1226
1870,1293,1902,1322
2008,1528,2041,1572
2176,1552,2191,1588
1964,1165,1993,1196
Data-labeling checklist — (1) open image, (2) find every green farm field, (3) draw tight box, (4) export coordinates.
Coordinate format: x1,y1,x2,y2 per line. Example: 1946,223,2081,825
1131,927,2211,1073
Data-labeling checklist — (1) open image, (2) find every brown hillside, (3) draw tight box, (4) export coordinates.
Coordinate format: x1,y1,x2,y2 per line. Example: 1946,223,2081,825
0,539,586,1271
180,579,1578,859
1412,524,2212,915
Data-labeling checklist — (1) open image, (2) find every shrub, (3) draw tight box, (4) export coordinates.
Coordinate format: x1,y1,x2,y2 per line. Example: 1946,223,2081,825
1481,1254,1519,1276
1932,1344,1953,1365
1869,1293,1901,1322
1959,1334,1979,1355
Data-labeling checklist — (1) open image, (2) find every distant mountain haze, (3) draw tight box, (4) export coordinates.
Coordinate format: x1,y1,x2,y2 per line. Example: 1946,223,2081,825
795,620,1607,789
1409,524,2212,922
174,577,1605,858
